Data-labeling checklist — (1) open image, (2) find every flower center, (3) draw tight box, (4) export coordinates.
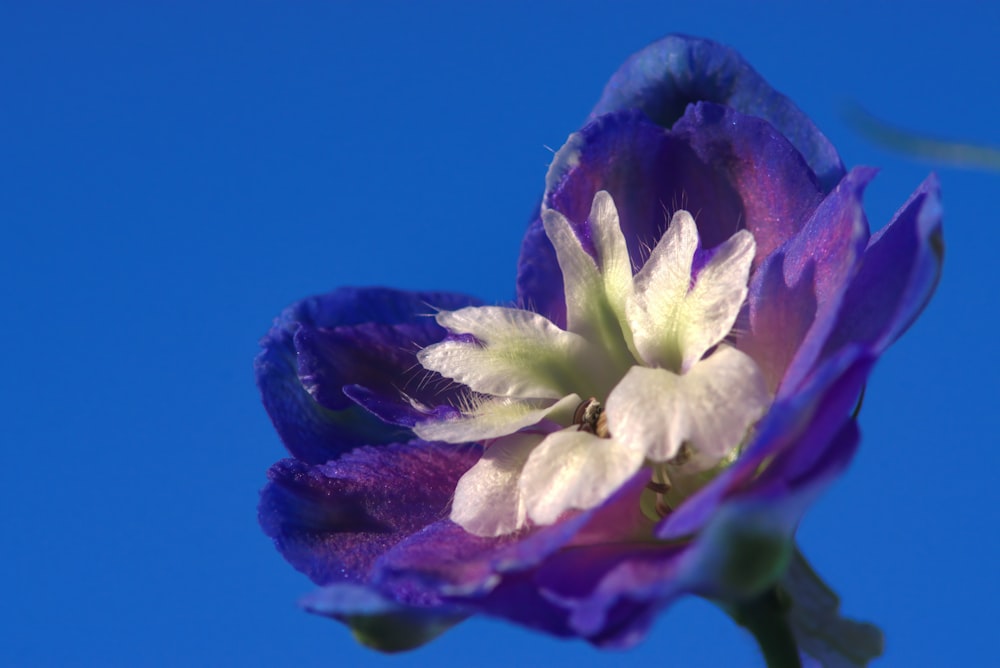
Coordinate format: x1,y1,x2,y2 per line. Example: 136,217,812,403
414,191,771,537
573,397,609,437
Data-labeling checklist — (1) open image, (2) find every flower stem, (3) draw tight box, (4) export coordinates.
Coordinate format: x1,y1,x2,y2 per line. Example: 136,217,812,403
730,588,801,668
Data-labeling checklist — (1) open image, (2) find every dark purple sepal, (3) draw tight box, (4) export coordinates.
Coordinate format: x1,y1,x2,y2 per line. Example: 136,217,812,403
255,287,480,463
301,584,466,653
258,440,481,587
588,34,846,192
822,174,944,358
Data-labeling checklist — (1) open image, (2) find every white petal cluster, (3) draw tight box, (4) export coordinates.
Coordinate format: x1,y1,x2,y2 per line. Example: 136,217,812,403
415,192,770,537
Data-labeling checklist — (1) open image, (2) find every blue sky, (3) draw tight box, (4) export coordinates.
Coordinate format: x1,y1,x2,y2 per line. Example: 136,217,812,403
3,2,998,666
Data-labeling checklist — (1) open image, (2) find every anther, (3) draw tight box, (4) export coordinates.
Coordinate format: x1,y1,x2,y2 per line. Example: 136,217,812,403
669,442,693,467
573,397,609,437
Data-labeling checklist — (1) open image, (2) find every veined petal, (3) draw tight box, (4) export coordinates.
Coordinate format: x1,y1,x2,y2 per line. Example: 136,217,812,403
412,394,581,443
607,347,768,464
420,307,601,399
258,441,480,587
774,168,874,394
627,210,699,370
520,429,645,525
451,433,543,537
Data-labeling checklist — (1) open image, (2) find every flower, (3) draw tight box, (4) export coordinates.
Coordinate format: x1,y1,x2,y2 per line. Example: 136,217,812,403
257,35,942,664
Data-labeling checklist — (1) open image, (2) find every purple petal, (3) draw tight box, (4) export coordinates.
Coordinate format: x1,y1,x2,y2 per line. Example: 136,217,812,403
297,320,469,428
374,513,590,600
375,470,653,596
533,541,685,641
258,440,480,587
658,345,874,541
740,168,875,396
589,34,845,192
517,105,825,324
822,174,944,357
674,419,860,602
518,110,745,324
672,103,825,266
255,287,480,462
738,251,818,392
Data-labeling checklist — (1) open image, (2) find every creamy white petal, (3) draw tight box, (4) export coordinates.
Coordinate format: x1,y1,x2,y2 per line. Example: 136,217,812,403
679,345,770,460
412,394,581,443
520,428,645,525
606,347,769,467
420,306,599,399
542,195,636,375
605,365,691,462
451,432,543,537
677,229,755,372
588,191,635,337
626,210,699,370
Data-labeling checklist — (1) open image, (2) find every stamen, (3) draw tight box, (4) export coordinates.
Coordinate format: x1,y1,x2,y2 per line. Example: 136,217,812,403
648,465,673,519
669,442,693,467
645,481,671,494
573,397,609,437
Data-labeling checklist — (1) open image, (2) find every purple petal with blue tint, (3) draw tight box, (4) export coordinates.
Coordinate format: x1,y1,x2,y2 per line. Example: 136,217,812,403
740,168,874,396
296,320,469,427
258,440,480,586
658,345,874,542
673,102,825,264
521,111,742,324
255,287,479,463
518,105,827,323
589,34,845,192
823,174,944,357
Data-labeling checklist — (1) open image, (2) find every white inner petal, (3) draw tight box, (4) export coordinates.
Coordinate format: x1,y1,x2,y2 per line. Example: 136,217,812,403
627,210,700,370
519,428,645,525
626,211,755,373
420,306,601,399
674,345,770,460
413,190,770,536
413,394,581,443
606,346,769,466
541,193,635,374
677,229,755,372
451,432,543,537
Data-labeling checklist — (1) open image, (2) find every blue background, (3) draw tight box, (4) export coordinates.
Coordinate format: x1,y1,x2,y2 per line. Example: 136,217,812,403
3,2,996,666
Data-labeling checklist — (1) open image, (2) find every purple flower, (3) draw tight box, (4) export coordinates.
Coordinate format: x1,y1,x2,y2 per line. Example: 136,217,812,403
256,35,942,664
